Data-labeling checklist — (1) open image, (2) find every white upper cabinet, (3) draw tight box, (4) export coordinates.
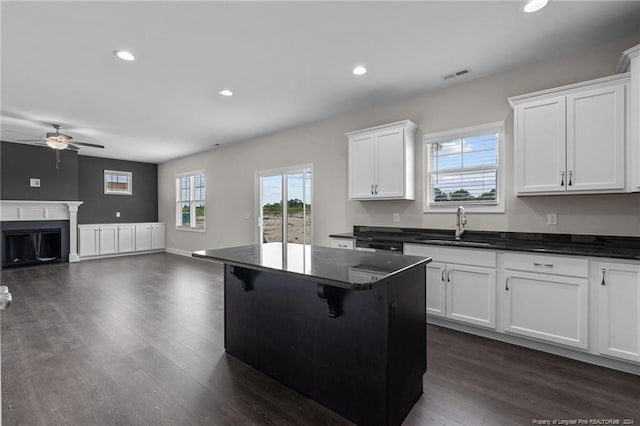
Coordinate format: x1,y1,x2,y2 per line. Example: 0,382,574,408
347,120,417,200
509,74,629,195
620,43,640,190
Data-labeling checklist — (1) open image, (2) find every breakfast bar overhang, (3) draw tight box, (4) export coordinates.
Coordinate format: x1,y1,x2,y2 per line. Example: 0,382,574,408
193,243,431,426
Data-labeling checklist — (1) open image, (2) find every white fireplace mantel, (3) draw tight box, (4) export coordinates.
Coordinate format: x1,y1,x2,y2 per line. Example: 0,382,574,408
1,200,84,263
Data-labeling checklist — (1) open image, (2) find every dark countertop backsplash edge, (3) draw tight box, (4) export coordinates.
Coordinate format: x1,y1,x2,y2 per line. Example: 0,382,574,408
330,226,640,260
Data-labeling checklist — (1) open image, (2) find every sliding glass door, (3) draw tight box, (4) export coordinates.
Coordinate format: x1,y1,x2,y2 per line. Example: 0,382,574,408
257,165,312,246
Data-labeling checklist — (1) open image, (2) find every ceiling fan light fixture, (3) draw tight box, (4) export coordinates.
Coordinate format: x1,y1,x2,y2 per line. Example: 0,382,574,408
114,50,136,61
46,140,68,150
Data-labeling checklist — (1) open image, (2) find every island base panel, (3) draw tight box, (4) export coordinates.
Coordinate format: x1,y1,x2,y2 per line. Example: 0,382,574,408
223,265,426,426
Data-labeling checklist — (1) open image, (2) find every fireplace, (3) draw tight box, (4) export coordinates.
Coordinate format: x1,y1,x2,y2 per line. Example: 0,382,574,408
0,200,83,267
1,221,70,269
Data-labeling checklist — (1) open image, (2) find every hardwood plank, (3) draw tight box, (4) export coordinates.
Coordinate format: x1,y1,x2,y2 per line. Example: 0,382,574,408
2,253,640,425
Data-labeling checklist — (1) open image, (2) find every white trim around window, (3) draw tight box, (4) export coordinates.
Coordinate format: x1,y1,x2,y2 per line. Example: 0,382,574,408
423,121,505,213
176,170,206,232
104,170,132,195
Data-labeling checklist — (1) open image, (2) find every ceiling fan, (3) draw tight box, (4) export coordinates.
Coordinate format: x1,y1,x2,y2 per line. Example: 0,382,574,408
16,124,105,168
18,124,105,151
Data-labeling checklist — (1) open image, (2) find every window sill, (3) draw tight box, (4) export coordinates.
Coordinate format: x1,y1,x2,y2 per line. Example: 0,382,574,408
175,227,206,233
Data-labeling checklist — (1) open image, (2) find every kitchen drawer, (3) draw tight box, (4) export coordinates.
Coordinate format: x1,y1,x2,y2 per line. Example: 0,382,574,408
504,252,588,278
404,243,496,268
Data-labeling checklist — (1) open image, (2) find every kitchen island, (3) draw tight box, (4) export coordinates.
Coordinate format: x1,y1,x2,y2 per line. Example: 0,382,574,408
193,243,430,426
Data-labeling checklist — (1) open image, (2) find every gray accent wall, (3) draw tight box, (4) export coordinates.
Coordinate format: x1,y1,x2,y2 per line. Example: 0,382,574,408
78,156,157,224
1,142,79,201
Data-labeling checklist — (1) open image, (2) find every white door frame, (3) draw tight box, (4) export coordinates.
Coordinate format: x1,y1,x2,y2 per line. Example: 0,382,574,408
254,163,313,245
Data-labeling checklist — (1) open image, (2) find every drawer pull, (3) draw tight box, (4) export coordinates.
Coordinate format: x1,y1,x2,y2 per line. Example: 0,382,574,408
601,268,606,286
533,262,553,268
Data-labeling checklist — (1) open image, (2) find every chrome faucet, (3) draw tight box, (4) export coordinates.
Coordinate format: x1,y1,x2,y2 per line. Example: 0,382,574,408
455,206,467,240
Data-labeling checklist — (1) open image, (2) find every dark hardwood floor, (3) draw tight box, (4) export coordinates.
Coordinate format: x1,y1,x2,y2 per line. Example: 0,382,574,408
1,253,639,425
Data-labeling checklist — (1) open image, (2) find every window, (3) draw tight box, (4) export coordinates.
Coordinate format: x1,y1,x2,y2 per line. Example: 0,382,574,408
176,172,206,230
104,170,132,195
424,122,504,213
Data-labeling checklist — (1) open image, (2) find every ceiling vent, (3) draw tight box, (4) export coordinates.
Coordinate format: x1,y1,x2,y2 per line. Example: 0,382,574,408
442,68,471,80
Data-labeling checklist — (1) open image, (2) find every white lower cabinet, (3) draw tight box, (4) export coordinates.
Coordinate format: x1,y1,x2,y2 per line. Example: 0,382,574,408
151,223,166,250
117,225,135,253
503,252,588,349
79,227,99,257
406,242,640,369
405,244,496,329
136,223,166,251
79,222,165,259
597,261,640,362
98,226,118,255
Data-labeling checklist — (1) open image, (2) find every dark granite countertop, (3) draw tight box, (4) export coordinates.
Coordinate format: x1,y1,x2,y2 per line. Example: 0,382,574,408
329,232,356,239
341,227,640,260
193,242,431,290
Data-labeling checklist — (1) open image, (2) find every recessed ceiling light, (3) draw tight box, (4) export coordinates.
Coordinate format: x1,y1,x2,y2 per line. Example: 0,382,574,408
353,66,367,76
218,89,234,97
114,50,135,61
523,0,549,13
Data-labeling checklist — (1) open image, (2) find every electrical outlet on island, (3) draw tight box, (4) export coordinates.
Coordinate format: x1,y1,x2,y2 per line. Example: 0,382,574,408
547,213,557,225
393,213,400,223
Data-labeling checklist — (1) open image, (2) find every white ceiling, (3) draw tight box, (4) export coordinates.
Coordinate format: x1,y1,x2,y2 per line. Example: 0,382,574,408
2,1,640,164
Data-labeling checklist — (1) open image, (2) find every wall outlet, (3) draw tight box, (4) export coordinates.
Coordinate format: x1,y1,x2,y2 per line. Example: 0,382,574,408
547,213,557,225
393,213,400,223
116,212,121,218
243,211,250,220
29,178,40,188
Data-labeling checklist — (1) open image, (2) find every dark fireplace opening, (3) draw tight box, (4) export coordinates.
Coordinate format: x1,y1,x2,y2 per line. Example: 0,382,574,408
1,220,70,269
3,229,62,268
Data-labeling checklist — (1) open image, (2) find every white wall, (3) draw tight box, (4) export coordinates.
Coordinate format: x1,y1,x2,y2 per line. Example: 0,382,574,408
159,34,640,253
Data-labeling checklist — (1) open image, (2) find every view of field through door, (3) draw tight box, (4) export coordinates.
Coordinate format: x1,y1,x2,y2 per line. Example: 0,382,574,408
257,166,312,245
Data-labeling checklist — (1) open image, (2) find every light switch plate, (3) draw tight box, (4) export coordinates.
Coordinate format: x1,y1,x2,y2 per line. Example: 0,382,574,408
30,178,40,188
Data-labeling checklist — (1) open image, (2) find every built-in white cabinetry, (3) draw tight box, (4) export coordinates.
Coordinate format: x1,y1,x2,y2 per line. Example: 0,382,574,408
329,238,354,250
404,244,496,329
503,252,589,349
98,226,118,255
79,222,165,259
78,227,99,257
117,225,135,253
596,261,640,362
509,74,629,195
134,223,166,251
346,120,417,200
620,43,640,190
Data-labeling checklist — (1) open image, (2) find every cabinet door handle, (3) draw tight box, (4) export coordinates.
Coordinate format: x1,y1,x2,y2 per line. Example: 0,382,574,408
601,268,606,286
371,184,374,195
441,270,446,282
568,170,573,186
505,276,511,291
374,184,378,195
533,262,553,268
446,270,451,283
560,171,565,186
